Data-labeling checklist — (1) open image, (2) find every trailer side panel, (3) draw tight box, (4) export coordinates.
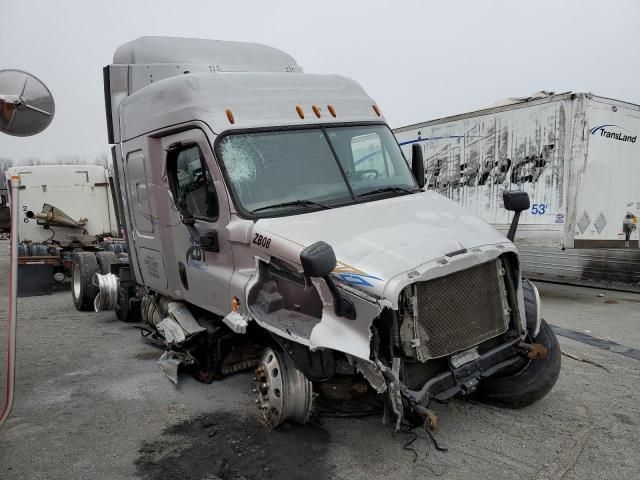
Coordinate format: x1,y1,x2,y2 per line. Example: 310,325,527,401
395,98,572,248
573,97,640,248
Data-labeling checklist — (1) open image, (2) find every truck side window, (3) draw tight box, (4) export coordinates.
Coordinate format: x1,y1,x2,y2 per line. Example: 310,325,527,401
168,145,219,221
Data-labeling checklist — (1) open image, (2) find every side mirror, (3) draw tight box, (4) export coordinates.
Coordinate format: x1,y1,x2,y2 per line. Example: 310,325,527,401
411,143,425,188
300,241,336,278
0,69,55,137
503,190,530,241
181,212,218,252
199,230,219,252
300,241,355,320
503,190,530,212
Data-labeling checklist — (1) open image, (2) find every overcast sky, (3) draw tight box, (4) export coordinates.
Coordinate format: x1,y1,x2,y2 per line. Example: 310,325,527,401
1,0,639,163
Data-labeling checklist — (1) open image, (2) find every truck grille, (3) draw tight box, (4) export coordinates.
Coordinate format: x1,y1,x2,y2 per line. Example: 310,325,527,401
414,259,510,359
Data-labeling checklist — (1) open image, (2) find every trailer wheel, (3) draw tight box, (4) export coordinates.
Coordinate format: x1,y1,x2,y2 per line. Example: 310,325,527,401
114,286,139,322
474,319,561,408
71,252,99,311
32,244,49,256
95,251,118,275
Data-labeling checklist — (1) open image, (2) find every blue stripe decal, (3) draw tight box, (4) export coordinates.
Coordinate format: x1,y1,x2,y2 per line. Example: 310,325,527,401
334,272,382,287
590,124,619,134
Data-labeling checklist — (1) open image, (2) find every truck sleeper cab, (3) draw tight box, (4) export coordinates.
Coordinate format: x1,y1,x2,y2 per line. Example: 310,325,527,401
93,37,560,429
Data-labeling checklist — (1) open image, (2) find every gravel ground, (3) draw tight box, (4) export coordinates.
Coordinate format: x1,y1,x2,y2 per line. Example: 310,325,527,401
0,241,639,479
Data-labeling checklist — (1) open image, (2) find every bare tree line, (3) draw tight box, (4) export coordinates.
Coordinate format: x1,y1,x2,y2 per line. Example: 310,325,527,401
0,152,111,173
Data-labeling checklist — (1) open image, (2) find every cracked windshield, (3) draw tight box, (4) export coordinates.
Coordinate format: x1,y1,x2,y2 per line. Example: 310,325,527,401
217,125,417,215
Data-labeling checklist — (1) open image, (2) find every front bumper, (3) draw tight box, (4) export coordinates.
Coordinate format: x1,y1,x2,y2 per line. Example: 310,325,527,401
402,336,524,404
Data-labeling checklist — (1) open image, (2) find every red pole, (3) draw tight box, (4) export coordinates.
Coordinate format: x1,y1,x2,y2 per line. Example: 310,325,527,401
0,175,19,429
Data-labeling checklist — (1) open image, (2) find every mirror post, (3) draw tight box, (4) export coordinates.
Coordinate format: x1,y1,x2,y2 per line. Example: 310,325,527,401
411,143,425,188
506,211,522,241
300,241,356,320
503,190,531,241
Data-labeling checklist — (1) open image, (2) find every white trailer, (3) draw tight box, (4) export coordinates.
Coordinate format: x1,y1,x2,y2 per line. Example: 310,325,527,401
6,164,124,295
7,164,119,243
394,92,640,289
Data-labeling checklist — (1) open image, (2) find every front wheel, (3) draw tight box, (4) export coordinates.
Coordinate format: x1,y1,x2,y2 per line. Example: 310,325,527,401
254,347,313,428
474,319,561,408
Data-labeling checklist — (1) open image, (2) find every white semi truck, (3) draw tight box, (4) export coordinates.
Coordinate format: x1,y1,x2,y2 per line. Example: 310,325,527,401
394,92,640,290
6,164,125,296
88,37,560,430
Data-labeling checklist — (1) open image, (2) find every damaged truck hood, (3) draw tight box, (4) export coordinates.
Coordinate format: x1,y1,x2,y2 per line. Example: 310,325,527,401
253,190,513,299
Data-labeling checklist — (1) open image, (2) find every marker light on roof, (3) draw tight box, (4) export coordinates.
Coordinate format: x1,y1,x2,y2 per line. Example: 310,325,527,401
296,105,305,119
226,108,235,124
312,105,321,118
327,105,337,117
373,104,381,117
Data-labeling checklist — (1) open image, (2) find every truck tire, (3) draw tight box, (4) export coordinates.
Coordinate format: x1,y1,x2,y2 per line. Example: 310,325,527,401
71,252,99,311
105,242,124,255
522,278,539,334
115,286,139,322
32,244,49,256
474,319,561,408
95,251,118,275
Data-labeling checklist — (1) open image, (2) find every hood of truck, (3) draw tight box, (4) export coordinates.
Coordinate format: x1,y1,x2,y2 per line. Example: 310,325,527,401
252,190,512,298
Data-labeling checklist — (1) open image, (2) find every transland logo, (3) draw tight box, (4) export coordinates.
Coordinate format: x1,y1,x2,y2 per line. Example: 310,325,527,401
590,124,637,143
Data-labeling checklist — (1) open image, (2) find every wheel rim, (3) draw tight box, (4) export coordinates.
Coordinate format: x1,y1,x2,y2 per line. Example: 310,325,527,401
72,263,81,299
254,347,313,428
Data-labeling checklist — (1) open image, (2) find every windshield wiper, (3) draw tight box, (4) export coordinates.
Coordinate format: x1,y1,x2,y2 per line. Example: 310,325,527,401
356,186,419,198
251,199,331,213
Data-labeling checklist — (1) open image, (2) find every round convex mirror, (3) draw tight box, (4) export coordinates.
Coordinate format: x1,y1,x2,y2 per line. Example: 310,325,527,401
0,69,55,137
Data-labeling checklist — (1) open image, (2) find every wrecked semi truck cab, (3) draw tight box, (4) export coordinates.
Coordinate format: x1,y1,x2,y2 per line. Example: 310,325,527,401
98,37,560,428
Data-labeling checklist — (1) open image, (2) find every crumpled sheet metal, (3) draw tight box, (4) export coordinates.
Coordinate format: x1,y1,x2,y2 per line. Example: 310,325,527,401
167,302,206,335
156,317,186,344
158,350,194,384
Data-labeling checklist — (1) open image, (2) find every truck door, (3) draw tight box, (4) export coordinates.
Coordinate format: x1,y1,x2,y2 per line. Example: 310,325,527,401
161,129,234,316
120,139,169,293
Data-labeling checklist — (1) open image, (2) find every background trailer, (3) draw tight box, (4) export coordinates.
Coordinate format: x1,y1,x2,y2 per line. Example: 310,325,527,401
6,164,124,296
394,92,640,289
